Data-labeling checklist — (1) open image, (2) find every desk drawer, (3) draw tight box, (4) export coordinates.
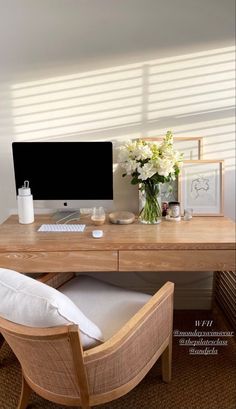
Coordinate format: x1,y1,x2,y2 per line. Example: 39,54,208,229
0,251,118,273
119,250,235,271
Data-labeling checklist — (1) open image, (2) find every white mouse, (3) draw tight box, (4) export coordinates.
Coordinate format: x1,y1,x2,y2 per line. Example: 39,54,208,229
92,230,103,238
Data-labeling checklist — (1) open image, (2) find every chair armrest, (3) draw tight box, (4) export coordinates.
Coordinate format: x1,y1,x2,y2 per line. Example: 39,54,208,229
85,281,174,358
84,282,174,399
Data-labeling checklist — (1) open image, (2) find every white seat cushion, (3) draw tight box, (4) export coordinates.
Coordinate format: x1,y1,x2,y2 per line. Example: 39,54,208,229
59,275,152,341
0,268,103,349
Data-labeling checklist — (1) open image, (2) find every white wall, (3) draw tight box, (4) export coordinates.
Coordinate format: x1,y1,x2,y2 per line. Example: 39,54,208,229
0,0,235,307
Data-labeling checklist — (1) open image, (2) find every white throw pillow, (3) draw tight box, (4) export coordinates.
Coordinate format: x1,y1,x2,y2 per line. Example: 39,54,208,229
0,268,103,348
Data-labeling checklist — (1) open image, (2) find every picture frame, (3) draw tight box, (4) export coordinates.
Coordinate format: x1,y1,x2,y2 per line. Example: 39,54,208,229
160,179,178,203
143,137,203,203
178,160,224,216
144,136,203,160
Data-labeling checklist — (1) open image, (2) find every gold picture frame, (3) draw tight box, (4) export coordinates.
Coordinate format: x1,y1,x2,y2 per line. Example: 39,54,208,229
144,136,203,160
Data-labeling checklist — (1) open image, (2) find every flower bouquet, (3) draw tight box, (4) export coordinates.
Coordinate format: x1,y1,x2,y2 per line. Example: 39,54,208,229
118,131,183,224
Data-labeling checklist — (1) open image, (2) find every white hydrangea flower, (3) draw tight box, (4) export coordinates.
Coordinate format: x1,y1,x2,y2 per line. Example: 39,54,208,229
132,143,153,161
156,157,174,177
123,159,138,175
118,146,130,163
137,162,156,180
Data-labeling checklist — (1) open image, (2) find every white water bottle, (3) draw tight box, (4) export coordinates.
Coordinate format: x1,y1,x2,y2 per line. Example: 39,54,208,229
17,180,34,224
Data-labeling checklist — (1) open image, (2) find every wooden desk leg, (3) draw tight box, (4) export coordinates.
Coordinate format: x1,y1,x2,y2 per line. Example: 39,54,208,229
0,333,4,350
211,271,217,310
213,271,236,331
36,272,75,288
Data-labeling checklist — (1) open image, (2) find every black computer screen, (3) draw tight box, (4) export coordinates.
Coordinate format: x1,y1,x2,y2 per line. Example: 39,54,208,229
12,142,113,200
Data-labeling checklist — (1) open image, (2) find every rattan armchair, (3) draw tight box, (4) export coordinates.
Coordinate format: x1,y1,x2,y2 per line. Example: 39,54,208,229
0,273,174,409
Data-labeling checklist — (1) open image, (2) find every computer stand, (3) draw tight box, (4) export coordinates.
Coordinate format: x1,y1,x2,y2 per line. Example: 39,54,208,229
52,209,81,224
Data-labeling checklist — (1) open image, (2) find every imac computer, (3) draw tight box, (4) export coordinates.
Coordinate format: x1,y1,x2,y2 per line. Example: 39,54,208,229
12,142,114,215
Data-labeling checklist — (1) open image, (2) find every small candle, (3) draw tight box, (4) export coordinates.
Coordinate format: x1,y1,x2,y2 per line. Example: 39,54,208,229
168,201,180,219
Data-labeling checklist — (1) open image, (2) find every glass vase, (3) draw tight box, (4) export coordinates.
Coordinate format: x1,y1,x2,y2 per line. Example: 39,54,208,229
139,182,162,224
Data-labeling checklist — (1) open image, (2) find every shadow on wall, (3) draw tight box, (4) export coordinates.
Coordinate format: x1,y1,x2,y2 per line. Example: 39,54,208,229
7,45,235,216
11,46,235,142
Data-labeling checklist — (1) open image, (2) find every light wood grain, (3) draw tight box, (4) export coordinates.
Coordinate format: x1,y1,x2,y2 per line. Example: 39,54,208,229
0,215,235,273
119,250,235,272
161,341,172,383
17,374,31,409
0,215,235,251
0,251,118,273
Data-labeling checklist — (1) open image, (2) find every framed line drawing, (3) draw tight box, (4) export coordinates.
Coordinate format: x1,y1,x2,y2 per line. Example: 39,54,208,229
179,160,224,216
143,136,203,160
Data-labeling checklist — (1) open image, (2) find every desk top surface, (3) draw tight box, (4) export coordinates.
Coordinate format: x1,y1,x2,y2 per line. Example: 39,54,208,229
0,215,235,252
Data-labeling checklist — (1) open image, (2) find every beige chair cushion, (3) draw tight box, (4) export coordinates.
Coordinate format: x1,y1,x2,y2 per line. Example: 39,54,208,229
60,275,152,341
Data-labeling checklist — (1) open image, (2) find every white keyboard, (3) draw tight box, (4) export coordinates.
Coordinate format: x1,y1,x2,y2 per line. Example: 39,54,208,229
38,224,86,232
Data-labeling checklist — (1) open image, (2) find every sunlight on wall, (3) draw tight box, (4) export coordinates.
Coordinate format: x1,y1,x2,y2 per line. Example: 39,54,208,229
12,65,143,138
5,45,235,301
11,47,235,152
11,46,235,218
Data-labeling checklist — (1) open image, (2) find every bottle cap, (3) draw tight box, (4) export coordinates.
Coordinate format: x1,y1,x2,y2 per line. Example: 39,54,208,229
18,180,31,196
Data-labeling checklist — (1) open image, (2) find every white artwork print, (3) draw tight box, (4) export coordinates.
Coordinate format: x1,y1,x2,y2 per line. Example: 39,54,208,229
181,161,223,215
187,169,218,207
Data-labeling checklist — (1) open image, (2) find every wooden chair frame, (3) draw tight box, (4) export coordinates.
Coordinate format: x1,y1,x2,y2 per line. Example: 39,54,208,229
0,273,174,409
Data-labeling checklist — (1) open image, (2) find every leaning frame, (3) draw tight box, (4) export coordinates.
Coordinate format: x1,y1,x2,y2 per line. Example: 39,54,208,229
178,160,224,216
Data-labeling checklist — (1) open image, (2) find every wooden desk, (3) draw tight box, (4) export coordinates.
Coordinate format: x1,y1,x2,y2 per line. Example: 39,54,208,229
0,215,235,273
